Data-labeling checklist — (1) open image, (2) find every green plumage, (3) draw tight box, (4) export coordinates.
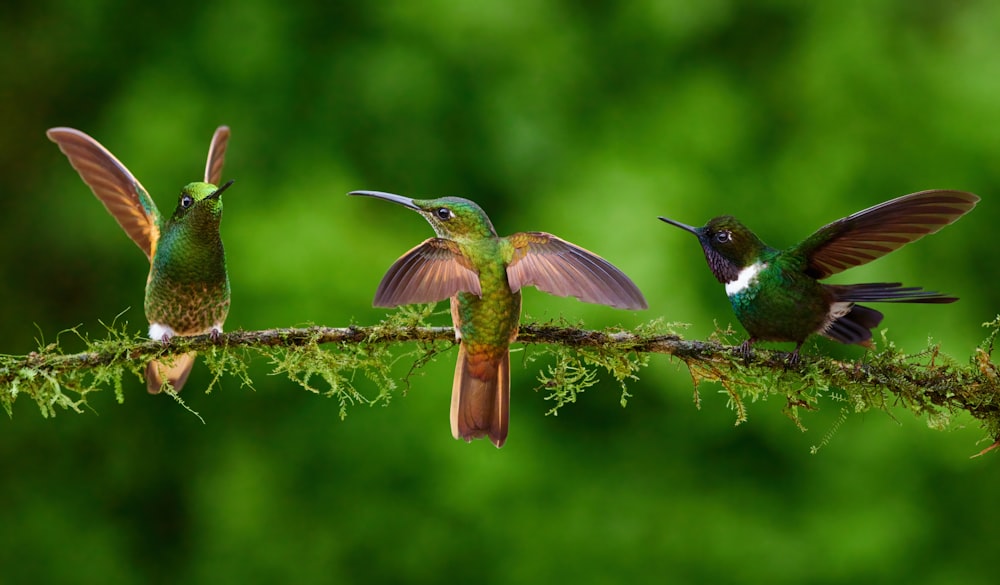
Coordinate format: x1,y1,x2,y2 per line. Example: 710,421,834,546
350,190,647,447
455,236,521,345
726,251,832,343
47,126,234,393
660,190,980,362
145,182,231,335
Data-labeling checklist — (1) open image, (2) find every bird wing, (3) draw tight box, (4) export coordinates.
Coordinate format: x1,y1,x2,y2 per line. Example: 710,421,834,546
372,238,481,307
47,127,160,260
204,126,230,185
505,232,647,309
795,190,979,278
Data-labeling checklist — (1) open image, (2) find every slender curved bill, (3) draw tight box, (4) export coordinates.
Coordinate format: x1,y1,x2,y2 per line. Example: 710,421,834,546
349,190,421,210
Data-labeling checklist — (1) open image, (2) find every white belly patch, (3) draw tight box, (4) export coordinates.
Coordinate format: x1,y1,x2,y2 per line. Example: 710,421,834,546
149,323,176,341
149,322,224,341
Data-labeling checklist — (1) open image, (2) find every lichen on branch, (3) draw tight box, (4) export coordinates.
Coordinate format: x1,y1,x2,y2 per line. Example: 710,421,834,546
2,307,999,452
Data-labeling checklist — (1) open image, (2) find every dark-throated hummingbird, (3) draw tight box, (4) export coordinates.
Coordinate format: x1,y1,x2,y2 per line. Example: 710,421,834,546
48,126,234,393
659,189,979,362
350,190,648,447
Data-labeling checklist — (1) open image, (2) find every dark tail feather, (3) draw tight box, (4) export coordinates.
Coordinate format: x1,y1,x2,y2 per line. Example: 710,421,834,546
828,282,957,304
824,305,883,345
822,283,958,345
450,344,509,448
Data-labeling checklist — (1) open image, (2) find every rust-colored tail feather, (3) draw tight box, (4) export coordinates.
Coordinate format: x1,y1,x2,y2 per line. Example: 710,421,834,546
450,344,509,448
146,352,197,394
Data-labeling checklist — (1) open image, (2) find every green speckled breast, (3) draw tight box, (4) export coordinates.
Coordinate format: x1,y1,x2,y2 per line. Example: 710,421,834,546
144,222,230,334
453,239,521,358
145,276,230,334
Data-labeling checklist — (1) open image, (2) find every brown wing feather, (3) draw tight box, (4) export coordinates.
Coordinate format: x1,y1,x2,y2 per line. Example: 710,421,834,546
506,232,647,309
47,127,160,259
372,238,481,307
797,190,979,278
204,126,230,185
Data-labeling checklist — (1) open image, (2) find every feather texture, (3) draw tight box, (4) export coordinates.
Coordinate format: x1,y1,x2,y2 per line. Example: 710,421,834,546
145,352,196,394
450,344,509,447
506,232,647,309
797,190,979,278
372,238,481,307
47,127,160,259
204,126,230,185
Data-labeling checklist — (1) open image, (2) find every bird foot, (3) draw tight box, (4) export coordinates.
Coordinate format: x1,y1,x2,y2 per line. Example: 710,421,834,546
736,338,756,362
149,323,176,345
210,327,223,343
784,343,806,369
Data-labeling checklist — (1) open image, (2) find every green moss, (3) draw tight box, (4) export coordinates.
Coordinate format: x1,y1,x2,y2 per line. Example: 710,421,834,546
2,311,999,450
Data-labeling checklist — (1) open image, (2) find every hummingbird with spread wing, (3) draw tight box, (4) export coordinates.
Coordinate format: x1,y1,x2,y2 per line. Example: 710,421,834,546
351,191,648,447
660,190,979,362
48,126,234,393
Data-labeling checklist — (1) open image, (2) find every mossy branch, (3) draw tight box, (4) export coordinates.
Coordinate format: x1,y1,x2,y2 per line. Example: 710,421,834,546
4,306,1000,453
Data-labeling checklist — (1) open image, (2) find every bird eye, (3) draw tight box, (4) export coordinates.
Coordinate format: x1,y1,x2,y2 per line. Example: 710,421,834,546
180,195,194,209
435,208,452,220
715,230,731,244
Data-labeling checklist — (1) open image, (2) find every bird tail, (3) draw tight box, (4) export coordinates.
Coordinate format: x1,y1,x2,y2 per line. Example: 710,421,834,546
450,344,509,448
822,283,957,345
828,282,957,304
146,352,197,394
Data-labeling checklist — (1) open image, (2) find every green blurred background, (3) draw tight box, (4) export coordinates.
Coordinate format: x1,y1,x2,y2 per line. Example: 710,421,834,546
3,1,1000,583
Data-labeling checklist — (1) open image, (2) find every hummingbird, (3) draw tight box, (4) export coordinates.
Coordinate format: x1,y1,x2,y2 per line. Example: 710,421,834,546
350,190,648,447
659,189,979,363
47,126,234,393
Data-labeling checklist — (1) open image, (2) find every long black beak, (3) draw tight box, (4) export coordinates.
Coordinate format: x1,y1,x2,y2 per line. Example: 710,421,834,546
208,178,235,200
348,190,421,210
658,216,700,235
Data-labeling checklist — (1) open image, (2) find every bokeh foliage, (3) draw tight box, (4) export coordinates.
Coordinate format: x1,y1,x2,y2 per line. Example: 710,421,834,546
2,1,1000,583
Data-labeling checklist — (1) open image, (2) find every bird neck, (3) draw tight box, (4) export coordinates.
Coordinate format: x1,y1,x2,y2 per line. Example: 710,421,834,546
153,222,226,283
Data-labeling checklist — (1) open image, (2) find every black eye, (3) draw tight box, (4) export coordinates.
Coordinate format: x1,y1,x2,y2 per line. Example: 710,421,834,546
435,207,452,220
180,195,194,209
714,230,731,244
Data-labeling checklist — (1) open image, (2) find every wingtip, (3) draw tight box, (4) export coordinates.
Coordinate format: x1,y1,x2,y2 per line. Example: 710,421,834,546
610,294,649,311
45,126,83,144
608,280,649,311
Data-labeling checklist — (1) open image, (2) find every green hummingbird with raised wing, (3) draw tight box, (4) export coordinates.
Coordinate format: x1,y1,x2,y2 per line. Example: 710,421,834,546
48,126,234,393
659,189,979,362
351,190,647,447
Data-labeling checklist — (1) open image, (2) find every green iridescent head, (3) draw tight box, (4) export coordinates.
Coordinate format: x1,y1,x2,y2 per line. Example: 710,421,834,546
168,179,233,225
349,191,498,241
659,214,768,283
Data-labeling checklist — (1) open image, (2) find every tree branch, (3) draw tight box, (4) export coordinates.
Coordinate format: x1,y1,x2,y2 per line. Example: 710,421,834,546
4,315,1000,452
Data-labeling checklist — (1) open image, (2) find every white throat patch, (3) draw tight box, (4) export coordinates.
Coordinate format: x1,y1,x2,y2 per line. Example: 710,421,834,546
725,262,766,296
